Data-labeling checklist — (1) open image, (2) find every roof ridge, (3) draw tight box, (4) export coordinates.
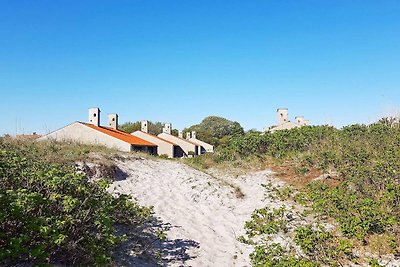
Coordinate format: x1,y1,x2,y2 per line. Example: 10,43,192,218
137,131,177,145
80,122,156,146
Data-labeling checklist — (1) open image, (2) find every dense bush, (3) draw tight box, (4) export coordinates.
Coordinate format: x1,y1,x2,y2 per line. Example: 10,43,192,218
208,119,400,265
0,141,152,265
183,116,244,146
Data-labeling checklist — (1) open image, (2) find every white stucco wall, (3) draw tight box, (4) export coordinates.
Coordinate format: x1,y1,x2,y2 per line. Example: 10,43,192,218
269,121,301,133
189,138,214,153
38,122,132,152
132,131,174,158
158,133,197,156
277,108,289,125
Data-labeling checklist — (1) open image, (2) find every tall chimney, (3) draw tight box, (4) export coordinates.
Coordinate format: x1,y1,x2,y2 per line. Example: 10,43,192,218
295,116,305,126
108,114,118,130
277,108,288,126
191,131,196,139
186,132,191,140
163,123,172,134
178,130,183,138
89,107,100,127
141,120,149,133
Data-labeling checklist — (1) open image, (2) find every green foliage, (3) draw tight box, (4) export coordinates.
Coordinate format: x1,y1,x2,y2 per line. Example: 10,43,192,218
119,121,178,135
119,121,141,133
184,116,244,146
244,207,288,239
0,141,151,265
250,243,319,267
213,118,400,265
213,122,400,243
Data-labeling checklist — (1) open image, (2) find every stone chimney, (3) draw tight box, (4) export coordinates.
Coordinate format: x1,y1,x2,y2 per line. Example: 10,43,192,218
141,120,149,133
108,114,118,130
178,130,183,138
186,132,191,140
277,108,288,126
295,116,305,126
89,107,100,127
191,131,196,139
163,123,172,134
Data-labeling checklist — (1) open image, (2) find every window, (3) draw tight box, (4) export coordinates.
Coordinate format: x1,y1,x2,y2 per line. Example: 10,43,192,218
93,114,97,117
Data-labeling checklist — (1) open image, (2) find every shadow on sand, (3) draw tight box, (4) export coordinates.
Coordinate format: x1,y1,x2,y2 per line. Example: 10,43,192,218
113,218,199,266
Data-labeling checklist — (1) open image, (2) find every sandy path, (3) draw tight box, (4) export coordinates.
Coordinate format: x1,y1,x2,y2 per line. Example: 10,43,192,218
109,158,285,266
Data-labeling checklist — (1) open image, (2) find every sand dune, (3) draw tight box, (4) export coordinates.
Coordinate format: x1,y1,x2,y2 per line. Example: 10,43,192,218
109,158,287,266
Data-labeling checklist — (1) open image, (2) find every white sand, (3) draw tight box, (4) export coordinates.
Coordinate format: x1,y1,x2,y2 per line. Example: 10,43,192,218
109,158,288,267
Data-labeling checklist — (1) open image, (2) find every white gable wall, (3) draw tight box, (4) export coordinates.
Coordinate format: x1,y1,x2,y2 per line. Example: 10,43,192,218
132,131,174,158
38,122,132,152
158,133,197,157
189,138,214,153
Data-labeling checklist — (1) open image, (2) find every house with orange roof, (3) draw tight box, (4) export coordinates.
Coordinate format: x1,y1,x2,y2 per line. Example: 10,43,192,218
38,108,157,154
131,121,184,158
158,123,199,157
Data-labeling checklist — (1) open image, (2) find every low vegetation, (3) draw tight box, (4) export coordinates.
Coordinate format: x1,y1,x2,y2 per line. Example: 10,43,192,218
0,139,153,266
187,118,400,265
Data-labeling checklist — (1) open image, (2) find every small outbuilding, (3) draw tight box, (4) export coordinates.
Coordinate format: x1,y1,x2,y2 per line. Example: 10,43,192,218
38,108,157,154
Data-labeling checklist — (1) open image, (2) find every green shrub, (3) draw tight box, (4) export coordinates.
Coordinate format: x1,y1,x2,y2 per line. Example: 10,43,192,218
0,141,152,266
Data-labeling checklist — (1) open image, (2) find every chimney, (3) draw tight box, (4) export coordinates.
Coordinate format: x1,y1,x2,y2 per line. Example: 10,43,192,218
163,123,172,134
186,132,191,140
108,114,118,130
295,116,305,126
141,120,149,133
277,108,288,126
191,131,196,139
89,107,100,127
178,130,183,138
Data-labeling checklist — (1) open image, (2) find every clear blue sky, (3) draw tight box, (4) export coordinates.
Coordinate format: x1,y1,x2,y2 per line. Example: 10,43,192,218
1,0,400,135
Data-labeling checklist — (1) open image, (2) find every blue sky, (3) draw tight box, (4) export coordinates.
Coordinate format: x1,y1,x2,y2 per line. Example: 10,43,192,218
1,0,400,135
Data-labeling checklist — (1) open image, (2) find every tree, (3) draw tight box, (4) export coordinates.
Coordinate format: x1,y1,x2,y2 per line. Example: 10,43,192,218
184,116,244,146
119,121,178,135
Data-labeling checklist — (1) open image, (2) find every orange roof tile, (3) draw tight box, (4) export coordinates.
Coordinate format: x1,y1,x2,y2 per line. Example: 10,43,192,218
81,123,157,147
139,131,178,146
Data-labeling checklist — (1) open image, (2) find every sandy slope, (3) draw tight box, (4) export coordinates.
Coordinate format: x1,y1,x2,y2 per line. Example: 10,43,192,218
109,158,287,266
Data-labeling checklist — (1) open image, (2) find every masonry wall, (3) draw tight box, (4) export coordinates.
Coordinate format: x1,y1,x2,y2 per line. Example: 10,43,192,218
38,122,132,152
269,121,300,133
132,131,174,158
189,138,214,153
158,133,197,157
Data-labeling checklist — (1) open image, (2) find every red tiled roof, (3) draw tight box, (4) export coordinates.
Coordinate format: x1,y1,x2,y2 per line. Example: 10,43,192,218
138,131,177,146
81,123,157,147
